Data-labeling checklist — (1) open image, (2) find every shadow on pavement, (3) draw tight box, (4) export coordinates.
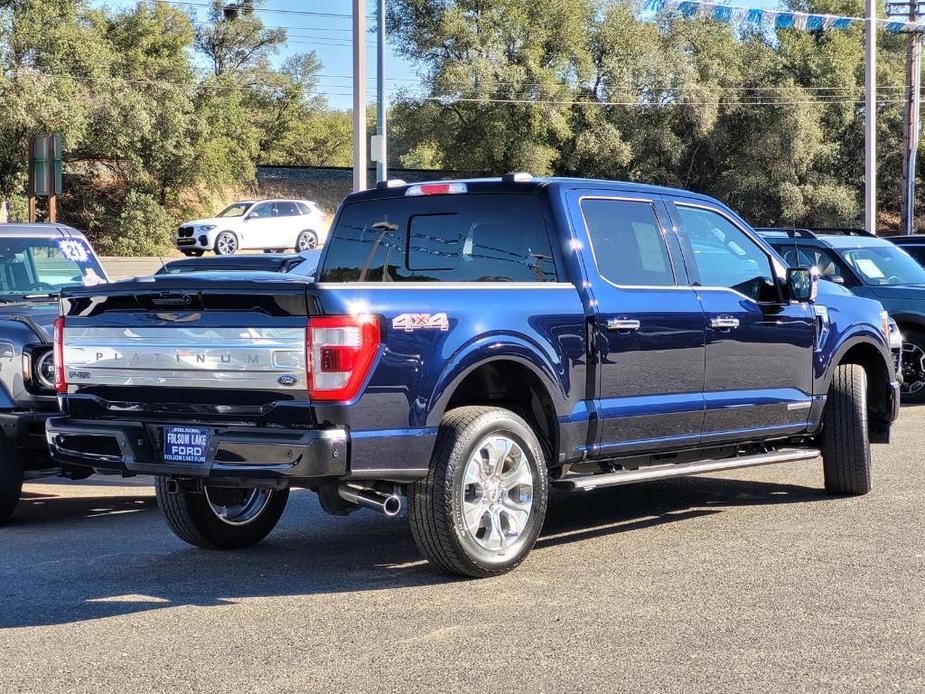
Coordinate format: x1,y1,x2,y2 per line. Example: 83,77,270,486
0,475,827,629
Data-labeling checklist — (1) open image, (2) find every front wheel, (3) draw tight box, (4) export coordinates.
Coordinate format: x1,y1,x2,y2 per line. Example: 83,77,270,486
821,364,872,496
213,231,238,256
181,249,204,257
155,479,289,549
900,329,925,403
0,439,24,524
409,406,548,577
296,230,318,251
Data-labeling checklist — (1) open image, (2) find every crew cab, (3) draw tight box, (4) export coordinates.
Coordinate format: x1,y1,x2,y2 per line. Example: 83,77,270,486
47,177,900,576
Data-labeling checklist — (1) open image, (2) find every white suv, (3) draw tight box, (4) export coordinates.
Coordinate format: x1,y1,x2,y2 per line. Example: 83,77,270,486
176,199,326,256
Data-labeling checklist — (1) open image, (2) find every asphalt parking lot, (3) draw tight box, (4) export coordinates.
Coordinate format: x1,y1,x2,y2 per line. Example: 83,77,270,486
1,411,922,693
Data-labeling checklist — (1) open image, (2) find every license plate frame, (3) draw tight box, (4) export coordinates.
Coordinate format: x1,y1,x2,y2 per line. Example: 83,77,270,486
163,426,212,465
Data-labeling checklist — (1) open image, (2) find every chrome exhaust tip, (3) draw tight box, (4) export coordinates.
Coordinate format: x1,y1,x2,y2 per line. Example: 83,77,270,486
337,483,402,517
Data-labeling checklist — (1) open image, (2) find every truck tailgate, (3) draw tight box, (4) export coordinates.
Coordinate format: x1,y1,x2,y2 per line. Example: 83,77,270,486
58,273,314,426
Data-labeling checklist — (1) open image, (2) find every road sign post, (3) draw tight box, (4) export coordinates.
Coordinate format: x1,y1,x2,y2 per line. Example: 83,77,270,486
28,134,62,223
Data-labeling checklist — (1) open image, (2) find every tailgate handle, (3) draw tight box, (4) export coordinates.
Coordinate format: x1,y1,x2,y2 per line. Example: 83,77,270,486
147,292,197,308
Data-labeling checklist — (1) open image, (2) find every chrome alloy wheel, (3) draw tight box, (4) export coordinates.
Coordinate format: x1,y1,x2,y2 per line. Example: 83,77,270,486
204,486,275,526
902,341,925,396
297,231,317,250
216,232,237,255
460,435,534,552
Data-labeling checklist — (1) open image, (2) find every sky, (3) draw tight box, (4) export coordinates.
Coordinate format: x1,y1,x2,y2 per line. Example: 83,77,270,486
93,0,419,110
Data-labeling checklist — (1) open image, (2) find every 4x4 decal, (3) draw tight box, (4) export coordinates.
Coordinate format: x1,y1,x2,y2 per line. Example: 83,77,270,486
391,313,449,332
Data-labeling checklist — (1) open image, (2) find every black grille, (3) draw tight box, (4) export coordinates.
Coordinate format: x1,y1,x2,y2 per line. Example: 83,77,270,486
178,227,194,238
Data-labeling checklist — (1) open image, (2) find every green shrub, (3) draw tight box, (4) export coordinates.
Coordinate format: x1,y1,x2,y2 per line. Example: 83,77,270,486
94,189,176,256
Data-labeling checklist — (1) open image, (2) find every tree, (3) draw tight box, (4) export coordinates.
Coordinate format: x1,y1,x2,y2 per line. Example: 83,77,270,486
195,0,285,77
388,0,595,175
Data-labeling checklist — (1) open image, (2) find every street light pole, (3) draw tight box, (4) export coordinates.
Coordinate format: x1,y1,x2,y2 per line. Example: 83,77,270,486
352,0,367,192
376,0,387,183
865,0,878,234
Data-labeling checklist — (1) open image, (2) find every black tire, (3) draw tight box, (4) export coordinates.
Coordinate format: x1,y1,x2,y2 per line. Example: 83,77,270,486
181,250,204,257
155,479,289,549
900,329,925,404
409,406,548,578
0,438,24,524
213,231,238,256
821,364,872,496
296,230,318,251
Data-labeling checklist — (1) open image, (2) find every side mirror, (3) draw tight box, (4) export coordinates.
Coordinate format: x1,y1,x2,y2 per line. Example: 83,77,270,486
787,267,818,303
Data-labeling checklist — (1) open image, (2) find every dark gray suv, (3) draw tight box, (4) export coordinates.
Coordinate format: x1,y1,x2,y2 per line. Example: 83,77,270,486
0,223,108,522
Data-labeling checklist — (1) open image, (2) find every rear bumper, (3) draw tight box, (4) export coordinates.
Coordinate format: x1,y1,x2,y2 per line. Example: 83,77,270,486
46,417,348,483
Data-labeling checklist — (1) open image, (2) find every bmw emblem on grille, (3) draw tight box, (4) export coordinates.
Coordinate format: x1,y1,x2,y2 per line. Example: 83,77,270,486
277,375,298,387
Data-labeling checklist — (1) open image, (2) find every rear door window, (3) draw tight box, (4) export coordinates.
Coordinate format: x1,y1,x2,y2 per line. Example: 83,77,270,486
320,194,557,282
276,202,300,217
580,198,675,287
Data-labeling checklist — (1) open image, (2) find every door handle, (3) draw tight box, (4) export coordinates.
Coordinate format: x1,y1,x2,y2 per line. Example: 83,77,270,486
606,318,640,333
709,316,740,330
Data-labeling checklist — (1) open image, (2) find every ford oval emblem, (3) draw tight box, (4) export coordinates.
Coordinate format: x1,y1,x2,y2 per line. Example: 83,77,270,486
277,375,298,387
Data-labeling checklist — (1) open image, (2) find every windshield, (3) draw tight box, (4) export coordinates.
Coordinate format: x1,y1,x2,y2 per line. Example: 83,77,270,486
838,245,925,286
217,203,251,218
0,236,106,298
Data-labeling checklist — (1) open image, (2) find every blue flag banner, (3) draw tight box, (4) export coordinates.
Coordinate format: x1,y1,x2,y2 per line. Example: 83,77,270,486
642,0,925,34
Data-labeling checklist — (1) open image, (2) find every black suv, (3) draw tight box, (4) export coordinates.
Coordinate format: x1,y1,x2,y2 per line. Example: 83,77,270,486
758,227,924,401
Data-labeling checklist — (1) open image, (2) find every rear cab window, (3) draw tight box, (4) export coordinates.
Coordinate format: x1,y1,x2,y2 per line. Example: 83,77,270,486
319,194,558,282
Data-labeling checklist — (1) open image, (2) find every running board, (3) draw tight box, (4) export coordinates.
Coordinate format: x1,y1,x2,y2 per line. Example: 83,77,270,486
551,448,821,492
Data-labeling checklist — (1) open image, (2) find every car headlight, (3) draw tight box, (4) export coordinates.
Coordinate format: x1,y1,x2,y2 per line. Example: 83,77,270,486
195,224,216,233
886,315,903,350
34,349,55,390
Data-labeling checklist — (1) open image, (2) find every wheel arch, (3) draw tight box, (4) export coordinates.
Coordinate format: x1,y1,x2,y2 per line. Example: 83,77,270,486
828,335,895,441
427,344,567,464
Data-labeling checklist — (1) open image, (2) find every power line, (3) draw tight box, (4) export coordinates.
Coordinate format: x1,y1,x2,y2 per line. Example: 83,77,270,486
155,1,373,20
6,71,915,108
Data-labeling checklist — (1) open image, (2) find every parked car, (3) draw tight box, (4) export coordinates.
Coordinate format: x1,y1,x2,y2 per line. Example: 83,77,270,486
883,234,925,268
48,176,899,576
758,227,925,402
0,223,107,522
176,200,326,256
157,250,321,278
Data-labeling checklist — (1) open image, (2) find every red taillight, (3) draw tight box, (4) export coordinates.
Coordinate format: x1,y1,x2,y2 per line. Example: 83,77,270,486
53,316,66,394
405,182,467,197
307,315,380,401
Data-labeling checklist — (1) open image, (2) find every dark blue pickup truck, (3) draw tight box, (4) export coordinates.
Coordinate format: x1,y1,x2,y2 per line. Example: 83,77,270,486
46,176,900,576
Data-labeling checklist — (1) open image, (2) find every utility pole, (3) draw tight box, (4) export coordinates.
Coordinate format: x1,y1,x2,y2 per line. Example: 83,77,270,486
891,2,923,235
375,0,387,183
353,0,367,192
865,0,878,235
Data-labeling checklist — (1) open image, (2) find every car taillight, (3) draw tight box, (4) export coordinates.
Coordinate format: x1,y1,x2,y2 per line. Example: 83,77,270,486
405,182,467,196
307,315,380,401
53,316,66,394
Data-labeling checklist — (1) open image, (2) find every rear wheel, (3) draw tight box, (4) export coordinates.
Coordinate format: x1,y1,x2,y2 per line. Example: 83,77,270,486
214,231,238,256
0,439,24,524
409,406,548,577
900,329,925,403
296,230,318,251
155,479,289,549
821,364,872,496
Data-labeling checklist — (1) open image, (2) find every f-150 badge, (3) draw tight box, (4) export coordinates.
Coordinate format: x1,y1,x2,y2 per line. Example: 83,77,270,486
392,313,449,332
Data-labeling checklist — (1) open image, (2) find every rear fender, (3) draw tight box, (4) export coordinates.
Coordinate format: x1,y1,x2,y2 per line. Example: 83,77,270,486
426,335,568,429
